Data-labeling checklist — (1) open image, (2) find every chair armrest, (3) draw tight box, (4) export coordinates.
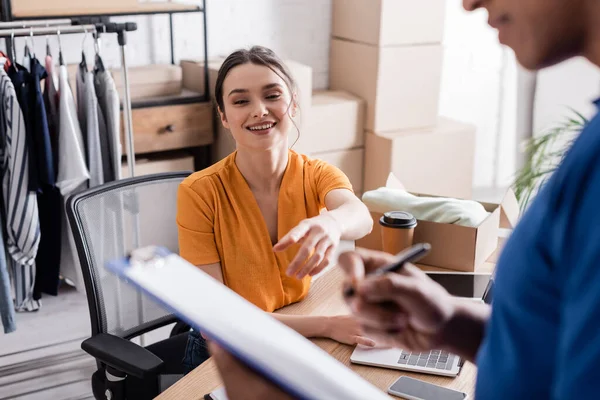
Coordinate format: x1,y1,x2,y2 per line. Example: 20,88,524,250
82,333,164,379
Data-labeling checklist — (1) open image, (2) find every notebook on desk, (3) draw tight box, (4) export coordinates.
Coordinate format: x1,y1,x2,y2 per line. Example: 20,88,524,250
106,246,389,400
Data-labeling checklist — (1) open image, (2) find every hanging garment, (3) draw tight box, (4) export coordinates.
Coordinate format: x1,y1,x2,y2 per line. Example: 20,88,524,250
0,69,41,312
56,65,89,291
0,59,16,333
95,70,121,182
75,62,88,154
43,54,59,176
56,64,89,195
28,58,54,187
76,65,103,187
29,57,62,298
0,211,14,333
8,63,39,193
0,52,12,72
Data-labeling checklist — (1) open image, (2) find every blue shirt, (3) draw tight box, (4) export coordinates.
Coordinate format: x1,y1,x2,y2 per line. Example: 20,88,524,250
476,100,600,399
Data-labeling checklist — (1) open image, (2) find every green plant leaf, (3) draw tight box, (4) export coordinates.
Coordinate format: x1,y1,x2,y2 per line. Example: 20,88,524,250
512,108,587,210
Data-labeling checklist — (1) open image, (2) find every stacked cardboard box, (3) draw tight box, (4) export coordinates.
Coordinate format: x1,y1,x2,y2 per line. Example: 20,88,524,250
300,90,366,194
67,63,183,101
330,0,476,199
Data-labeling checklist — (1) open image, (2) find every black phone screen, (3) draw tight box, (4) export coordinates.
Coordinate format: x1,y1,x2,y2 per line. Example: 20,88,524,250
426,272,492,299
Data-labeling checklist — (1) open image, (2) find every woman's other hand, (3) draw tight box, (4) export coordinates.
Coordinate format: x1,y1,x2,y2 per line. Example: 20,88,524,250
324,314,377,347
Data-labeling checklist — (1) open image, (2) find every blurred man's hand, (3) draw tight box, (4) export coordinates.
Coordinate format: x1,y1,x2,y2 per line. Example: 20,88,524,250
209,341,297,400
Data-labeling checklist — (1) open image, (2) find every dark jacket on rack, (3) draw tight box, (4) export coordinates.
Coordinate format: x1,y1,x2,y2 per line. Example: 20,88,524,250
29,57,62,298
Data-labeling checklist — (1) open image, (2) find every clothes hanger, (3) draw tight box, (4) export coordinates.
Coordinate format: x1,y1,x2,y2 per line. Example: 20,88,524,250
57,28,64,66
93,25,105,73
46,23,51,57
29,27,35,59
21,25,31,71
80,26,88,73
10,29,16,64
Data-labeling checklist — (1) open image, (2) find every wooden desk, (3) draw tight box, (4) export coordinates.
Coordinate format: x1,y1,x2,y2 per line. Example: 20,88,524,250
157,267,479,400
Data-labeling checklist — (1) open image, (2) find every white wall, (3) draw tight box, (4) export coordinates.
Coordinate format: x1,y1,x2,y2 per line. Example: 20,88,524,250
534,57,600,133
438,2,600,189
437,2,517,189
5,0,599,190
6,0,333,89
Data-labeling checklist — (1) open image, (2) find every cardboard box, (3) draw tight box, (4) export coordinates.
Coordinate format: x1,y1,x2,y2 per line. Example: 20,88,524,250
180,58,224,96
363,118,476,199
67,63,182,101
293,90,365,154
121,152,194,178
356,176,520,271
309,148,364,194
182,58,313,163
329,39,443,132
332,0,446,46
110,64,182,99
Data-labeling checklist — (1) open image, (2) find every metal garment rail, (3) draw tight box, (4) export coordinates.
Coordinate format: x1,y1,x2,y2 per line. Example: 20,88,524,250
0,18,73,29
0,22,138,178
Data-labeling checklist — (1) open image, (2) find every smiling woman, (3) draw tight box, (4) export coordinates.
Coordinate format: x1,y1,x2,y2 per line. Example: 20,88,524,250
176,46,374,373
214,47,300,150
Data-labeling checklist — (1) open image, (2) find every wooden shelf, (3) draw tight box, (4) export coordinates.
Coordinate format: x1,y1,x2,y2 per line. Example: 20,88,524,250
130,89,208,109
11,1,201,20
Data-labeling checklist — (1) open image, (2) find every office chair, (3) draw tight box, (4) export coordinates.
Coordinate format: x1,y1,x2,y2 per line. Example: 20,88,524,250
67,172,193,400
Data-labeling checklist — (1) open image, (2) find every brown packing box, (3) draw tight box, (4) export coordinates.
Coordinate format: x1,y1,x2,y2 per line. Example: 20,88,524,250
329,38,443,132
66,63,183,100
293,90,365,154
309,148,364,194
181,58,313,163
110,64,183,99
180,58,224,96
364,118,476,200
357,182,520,271
181,58,231,163
332,0,446,46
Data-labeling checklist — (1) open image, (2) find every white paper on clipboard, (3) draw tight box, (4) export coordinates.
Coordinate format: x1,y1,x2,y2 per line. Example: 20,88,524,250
106,247,389,400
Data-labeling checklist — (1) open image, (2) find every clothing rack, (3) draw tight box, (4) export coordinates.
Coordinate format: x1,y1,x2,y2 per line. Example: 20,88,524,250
0,21,149,343
0,20,139,177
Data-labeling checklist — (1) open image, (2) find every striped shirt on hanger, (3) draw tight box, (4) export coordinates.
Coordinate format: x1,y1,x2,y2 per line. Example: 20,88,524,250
0,68,41,311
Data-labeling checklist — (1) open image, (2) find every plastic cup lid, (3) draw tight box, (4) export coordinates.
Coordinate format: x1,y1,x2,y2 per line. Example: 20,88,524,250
380,211,417,228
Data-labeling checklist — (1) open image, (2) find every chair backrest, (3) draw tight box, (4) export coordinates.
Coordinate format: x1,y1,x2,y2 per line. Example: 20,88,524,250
67,172,191,339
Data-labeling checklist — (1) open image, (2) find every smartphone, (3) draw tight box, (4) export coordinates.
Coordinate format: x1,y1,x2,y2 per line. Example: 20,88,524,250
425,271,492,300
388,376,467,400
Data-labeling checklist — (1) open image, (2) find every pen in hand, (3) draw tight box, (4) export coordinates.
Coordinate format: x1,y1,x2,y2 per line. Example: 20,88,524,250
343,243,432,298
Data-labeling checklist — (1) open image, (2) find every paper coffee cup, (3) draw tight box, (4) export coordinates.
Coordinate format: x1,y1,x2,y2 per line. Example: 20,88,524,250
380,211,417,255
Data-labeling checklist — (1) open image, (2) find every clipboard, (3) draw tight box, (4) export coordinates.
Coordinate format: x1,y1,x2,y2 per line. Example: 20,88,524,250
106,246,389,400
